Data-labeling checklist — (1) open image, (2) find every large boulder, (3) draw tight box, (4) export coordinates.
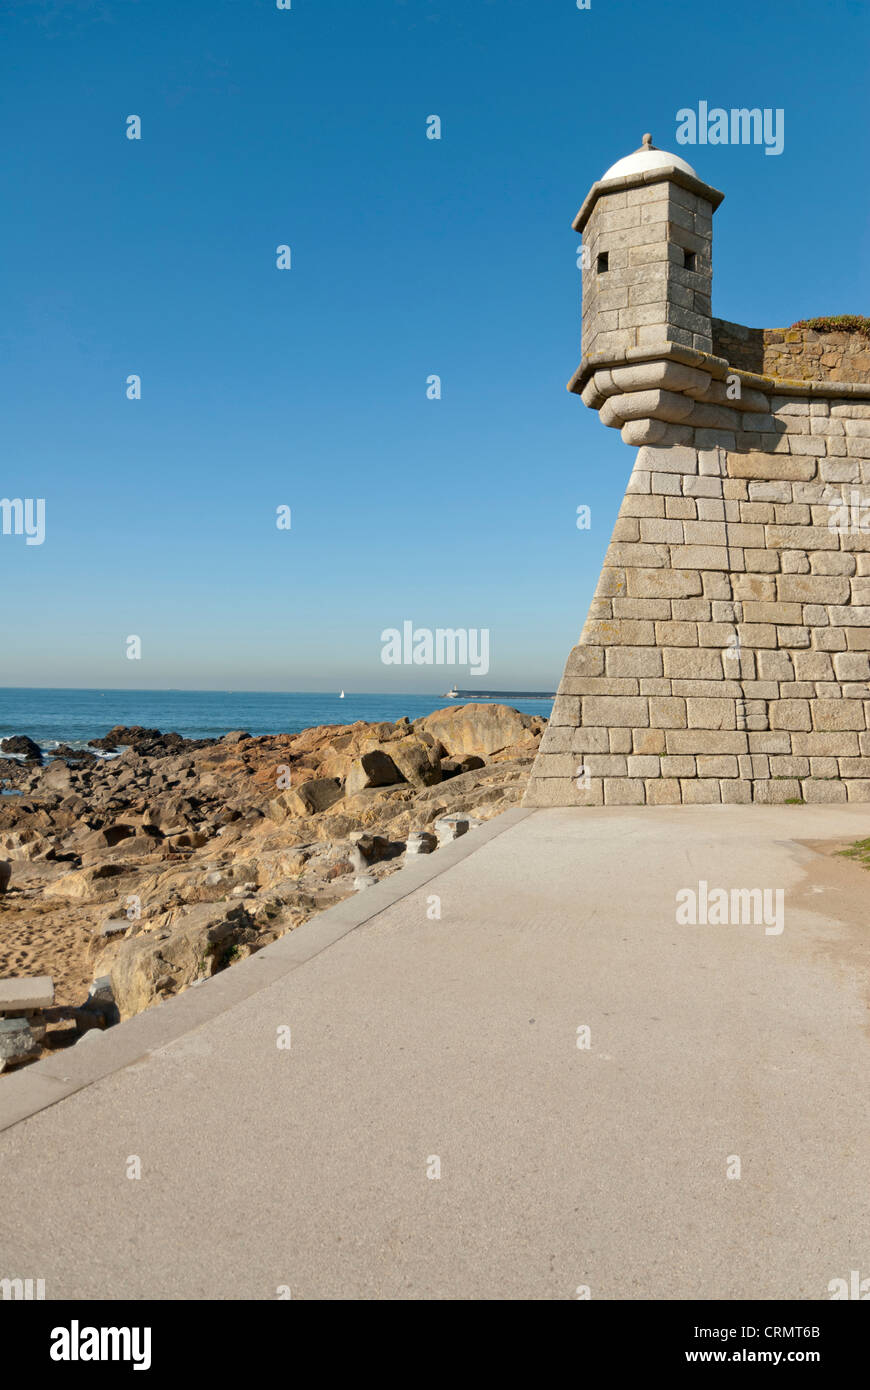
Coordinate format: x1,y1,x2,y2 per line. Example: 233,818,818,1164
0,735,42,763
255,845,317,887
442,754,485,778
38,760,74,793
269,777,344,821
78,824,138,853
45,863,133,901
315,785,415,841
97,900,258,1019
417,704,540,759
345,750,401,797
0,830,47,862
366,735,441,788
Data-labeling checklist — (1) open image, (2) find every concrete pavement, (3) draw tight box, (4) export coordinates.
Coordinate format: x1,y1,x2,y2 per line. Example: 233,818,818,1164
1,804,869,1299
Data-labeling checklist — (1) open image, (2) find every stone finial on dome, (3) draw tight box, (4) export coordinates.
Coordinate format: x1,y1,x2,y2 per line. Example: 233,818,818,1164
641,133,655,150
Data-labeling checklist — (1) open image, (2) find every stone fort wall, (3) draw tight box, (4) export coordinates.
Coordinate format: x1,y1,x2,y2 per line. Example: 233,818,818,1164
525,347,870,807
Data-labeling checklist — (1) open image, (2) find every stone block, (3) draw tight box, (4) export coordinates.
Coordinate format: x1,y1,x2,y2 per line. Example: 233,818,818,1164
635,444,699,474
583,620,656,647
801,779,847,803
524,778,600,808
792,652,834,680
768,755,810,778
657,755,693,778
0,976,55,1011
753,780,802,804
727,453,816,482
648,696,688,728
697,755,739,777
626,569,702,598
434,815,481,845
633,728,666,754
550,696,581,726
584,754,628,777
768,701,812,733
95,919,131,939
564,677,639,696
666,730,748,754
681,477,725,501
532,754,582,779
682,520,727,546
686,698,737,729
406,831,438,855
662,649,727,679
605,647,663,677
646,778,682,804
778,575,850,604
655,621,699,646
612,598,672,619
0,1017,37,1069
791,732,860,755
582,696,649,728
720,779,752,804
603,778,645,805
571,727,610,753
812,701,866,731
833,652,870,681
640,517,684,543
767,525,838,552
564,646,605,677
627,755,661,777
670,545,730,570
680,778,722,803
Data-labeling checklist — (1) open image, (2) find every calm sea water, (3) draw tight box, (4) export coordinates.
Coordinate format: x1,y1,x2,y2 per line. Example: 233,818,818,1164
0,688,553,754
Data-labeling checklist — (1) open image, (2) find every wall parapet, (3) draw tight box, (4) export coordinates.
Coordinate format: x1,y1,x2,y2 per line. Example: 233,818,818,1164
712,317,870,386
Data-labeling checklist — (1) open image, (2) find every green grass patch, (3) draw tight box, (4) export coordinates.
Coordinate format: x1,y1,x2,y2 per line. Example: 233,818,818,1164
837,837,870,867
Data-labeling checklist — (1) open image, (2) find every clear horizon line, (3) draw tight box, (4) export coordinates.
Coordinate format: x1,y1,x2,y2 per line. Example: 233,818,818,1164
0,685,556,696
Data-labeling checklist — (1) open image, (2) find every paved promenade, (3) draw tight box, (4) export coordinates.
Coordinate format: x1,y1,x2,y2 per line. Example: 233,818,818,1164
1,805,869,1299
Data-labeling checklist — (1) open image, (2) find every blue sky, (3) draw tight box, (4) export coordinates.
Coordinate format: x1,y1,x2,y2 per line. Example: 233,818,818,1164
2,0,868,692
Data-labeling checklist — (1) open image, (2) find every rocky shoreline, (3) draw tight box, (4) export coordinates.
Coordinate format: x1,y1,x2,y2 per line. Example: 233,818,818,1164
0,704,544,1066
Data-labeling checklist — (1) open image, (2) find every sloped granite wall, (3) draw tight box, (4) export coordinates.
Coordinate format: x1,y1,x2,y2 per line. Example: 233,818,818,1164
526,367,870,806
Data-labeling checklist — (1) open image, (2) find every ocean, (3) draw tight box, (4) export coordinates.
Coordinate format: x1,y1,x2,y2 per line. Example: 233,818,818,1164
0,688,553,757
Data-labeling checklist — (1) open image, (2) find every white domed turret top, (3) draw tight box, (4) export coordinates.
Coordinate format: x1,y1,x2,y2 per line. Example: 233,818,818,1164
573,130,722,235
602,133,697,182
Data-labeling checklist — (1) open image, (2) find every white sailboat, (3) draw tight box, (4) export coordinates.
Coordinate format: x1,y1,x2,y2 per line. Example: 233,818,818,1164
339,690,345,698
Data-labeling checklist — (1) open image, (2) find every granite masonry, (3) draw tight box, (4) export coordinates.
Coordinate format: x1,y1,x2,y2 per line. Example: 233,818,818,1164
525,136,870,807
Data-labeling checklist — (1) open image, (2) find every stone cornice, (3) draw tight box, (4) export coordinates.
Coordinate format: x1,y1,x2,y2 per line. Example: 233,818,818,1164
569,343,870,403
573,167,725,234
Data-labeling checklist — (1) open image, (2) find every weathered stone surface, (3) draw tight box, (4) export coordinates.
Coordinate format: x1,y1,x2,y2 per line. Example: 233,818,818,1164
45,864,134,902
270,776,346,819
96,901,257,1020
383,736,442,788
433,815,481,845
406,831,438,855
418,704,540,758
0,1016,37,1068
